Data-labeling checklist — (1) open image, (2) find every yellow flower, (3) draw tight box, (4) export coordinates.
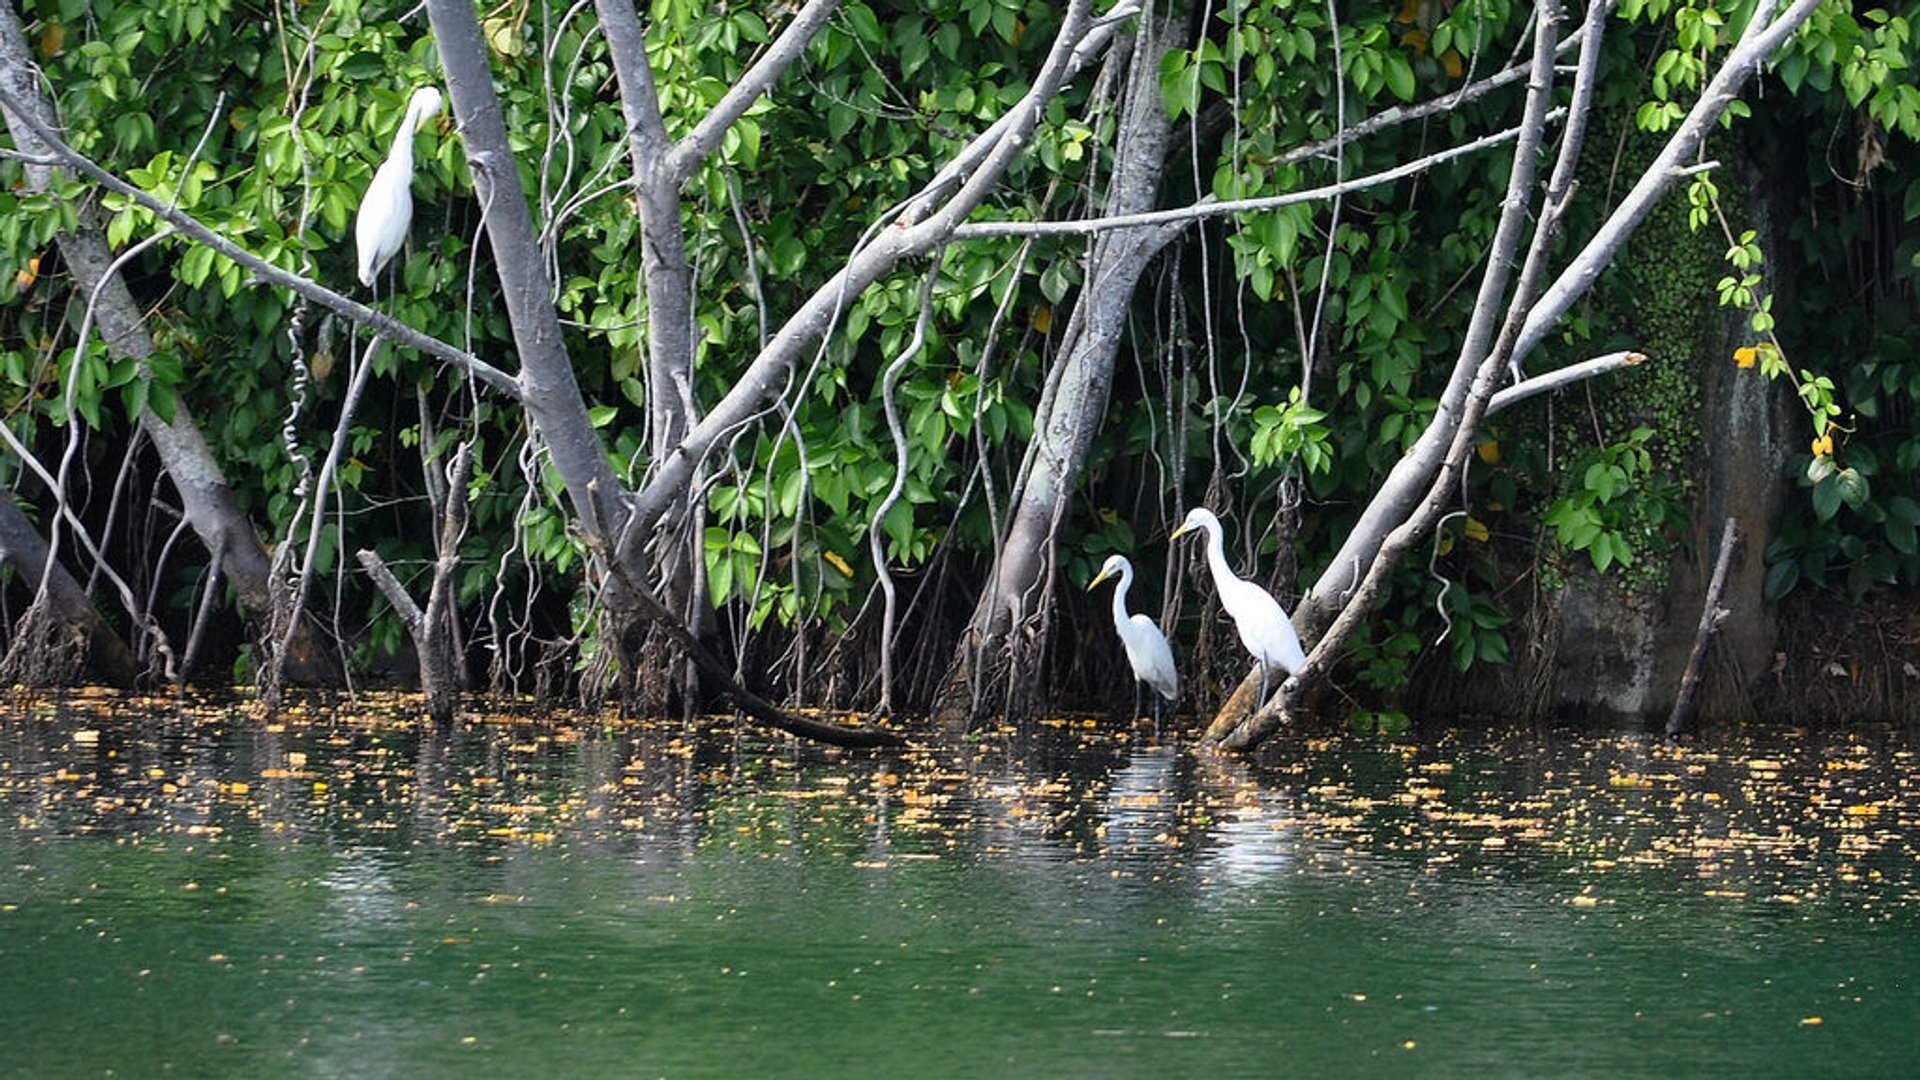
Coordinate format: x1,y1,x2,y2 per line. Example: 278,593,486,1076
1734,346,1758,369
1811,433,1834,457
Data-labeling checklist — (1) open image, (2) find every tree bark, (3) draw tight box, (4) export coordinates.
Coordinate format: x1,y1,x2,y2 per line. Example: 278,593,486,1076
355,444,474,725
594,1,845,700
426,0,627,548
932,7,1181,725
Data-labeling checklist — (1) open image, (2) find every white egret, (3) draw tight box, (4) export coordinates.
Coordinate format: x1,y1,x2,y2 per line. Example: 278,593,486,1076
1088,554,1180,723
354,86,444,289
1169,507,1307,701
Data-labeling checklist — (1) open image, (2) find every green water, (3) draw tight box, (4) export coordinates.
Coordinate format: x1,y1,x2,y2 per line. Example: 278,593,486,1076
3,701,1917,1077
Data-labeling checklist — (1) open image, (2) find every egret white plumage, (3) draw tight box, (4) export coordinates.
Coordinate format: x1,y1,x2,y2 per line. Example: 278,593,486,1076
354,86,444,288
1088,554,1180,722
1169,507,1307,701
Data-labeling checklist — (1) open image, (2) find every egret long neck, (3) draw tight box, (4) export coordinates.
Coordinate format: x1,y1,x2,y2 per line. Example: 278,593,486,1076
389,100,430,167
1202,520,1234,587
1110,564,1133,624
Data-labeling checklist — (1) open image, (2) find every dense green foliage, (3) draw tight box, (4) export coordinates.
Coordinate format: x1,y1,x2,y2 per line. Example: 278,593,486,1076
1,0,1915,703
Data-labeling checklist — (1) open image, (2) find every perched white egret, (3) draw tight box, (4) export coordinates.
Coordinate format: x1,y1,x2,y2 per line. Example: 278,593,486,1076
354,86,444,289
1088,554,1179,722
1170,507,1307,700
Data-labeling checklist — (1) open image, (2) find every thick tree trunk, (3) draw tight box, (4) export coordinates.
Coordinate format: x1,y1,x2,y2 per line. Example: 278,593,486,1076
596,0,849,704
427,0,627,548
932,10,1181,725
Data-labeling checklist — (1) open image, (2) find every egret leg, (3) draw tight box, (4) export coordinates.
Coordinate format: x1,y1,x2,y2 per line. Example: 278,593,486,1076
1257,663,1270,714
1131,680,1142,724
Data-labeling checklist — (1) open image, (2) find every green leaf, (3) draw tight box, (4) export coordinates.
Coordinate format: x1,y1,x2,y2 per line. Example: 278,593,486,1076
1384,53,1416,102
1812,474,1843,521
1836,467,1871,509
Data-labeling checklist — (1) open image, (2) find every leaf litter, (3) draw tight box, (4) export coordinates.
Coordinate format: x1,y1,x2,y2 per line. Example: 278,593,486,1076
0,690,1915,916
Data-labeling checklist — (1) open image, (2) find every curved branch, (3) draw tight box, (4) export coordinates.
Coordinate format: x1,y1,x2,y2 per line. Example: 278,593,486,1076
664,0,843,183
952,116,1553,240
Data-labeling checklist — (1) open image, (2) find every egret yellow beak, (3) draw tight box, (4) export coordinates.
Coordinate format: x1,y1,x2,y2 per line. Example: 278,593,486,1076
1169,521,1194,540
1087,567,1112,590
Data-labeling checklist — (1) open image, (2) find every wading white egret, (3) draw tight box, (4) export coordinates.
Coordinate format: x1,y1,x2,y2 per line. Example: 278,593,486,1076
354,86,444,288
1170,507,1307,701
1088,554,1180,723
